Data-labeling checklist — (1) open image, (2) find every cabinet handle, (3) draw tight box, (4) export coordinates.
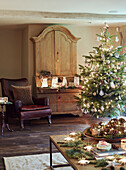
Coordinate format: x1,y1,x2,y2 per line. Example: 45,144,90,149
57,51,59,63
58,96,61,99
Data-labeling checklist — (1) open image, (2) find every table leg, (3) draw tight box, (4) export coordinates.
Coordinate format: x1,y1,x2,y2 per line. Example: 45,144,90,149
1,104,13,136
49,137,71,169
50,137,53,169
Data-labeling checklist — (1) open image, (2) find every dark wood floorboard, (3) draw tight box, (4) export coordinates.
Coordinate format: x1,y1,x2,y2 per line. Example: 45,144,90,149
0,114,110,170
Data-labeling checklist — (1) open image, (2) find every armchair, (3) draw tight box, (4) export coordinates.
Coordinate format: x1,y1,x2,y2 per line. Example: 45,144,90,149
0,78,52,128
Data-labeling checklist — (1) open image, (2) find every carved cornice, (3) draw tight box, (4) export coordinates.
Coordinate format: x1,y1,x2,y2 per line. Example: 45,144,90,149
32,25,81,43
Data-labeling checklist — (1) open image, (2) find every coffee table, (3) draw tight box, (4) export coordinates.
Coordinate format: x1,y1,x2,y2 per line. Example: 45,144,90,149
50,135,102,170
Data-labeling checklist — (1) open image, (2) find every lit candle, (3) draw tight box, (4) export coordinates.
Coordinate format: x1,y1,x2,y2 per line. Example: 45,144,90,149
78,159,90,165
84,145,92,151
64,137,75,142
69,132,77,137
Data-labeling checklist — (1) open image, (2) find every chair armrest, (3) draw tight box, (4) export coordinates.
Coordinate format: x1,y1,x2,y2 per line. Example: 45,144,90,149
14,100,22,112
32,97,49,106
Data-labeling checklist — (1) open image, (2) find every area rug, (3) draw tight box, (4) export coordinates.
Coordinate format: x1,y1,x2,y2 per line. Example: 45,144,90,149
4,152,73,170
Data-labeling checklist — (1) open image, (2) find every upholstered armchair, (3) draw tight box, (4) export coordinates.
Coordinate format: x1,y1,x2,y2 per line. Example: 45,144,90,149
0,78,52,128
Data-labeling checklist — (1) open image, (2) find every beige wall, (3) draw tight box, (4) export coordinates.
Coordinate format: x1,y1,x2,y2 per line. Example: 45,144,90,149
0,24,120,97
0,27,23,96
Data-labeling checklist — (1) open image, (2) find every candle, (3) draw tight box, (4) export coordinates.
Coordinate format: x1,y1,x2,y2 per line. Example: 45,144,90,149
69,132,77,137
78,159,90,165
64,137,75,142
84,145,92,151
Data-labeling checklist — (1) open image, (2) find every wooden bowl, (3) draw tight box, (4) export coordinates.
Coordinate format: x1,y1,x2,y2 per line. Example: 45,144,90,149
83,128,126,143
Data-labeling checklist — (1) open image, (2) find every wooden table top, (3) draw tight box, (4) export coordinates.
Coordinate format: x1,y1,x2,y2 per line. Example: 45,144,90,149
50,134,126,170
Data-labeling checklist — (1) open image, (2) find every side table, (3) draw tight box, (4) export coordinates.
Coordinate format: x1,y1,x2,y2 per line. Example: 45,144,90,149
0,102,13,136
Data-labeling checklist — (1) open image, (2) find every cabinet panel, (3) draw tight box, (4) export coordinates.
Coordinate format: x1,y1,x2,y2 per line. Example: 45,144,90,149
36,88,82,116
57,92,80,112
40,31,55,75
55,31,72,76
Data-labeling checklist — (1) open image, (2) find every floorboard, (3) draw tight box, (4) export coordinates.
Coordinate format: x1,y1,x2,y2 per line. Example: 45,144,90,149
0,114,110,170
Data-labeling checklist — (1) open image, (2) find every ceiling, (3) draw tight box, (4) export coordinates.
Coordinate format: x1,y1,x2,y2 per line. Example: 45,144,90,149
0,0,126,26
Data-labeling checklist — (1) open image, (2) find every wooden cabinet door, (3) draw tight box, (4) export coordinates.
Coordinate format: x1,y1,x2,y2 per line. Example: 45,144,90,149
39,30,55,75
32,25,80,77
55,31,72,76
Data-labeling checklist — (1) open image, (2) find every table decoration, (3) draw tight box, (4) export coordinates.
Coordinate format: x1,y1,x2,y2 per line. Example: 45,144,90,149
119,158,126,164
83,118,126,142
84,145,92,151
78,159,90,165
96,141,112,151
69,132,77,137
55,131,126,168
106,159,121,168
64,137,75,142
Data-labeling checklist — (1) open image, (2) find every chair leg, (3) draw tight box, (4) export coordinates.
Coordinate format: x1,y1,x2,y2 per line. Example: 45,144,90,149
48,115,51,126
20,119,24,129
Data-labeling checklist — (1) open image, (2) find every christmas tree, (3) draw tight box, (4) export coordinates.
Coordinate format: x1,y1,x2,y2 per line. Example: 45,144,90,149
75,24,126,118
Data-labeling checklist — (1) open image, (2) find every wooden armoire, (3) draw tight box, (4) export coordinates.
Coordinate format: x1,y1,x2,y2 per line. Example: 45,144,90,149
32,25,82,116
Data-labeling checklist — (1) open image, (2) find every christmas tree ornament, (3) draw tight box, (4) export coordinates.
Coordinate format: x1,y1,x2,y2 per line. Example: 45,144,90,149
115,52,119,58
115,36,119,42
110,45,113,49
87,103,90,108
124,67,126,72
119,95,121,100
101,106,104,111
106,60,110,64
101,54,105,60
110,82,115,88
117,65,120,70
123,80,126,86
116,27,119,32
94,108,97,112
97,36,100,41
99,89,104,96
104,80,108,84
93,92,96,96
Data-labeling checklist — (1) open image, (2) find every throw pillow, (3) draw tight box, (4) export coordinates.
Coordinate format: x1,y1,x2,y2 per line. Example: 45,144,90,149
12,85,34,105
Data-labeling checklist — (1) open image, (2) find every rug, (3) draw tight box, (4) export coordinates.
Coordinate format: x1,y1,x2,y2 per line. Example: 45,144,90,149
4,152,73,170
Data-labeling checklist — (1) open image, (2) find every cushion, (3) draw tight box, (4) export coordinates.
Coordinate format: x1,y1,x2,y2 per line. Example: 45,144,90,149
12,85,34,105
21,105,50,111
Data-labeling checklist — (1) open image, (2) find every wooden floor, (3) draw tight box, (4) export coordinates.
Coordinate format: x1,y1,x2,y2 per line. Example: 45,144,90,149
0,114,110,170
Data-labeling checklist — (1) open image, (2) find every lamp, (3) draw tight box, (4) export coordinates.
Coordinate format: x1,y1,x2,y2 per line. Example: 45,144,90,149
52,77,58,88
62,77,67,86
74,77,79,86
41,78,48,87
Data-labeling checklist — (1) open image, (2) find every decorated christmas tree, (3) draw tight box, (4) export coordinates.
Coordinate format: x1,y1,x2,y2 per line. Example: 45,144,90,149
75,24,126,118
